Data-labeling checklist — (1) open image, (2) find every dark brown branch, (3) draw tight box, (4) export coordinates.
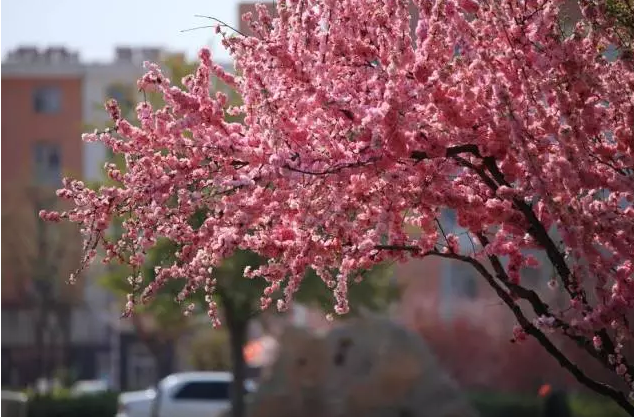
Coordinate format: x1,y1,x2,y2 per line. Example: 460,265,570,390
410,143,482,161
463,150,632,379
475,233,616,371
453,155,500,191
374,244,634,415
435,217,450,248
454,254,634,416
420,142,588,308
283,158,377,176
471,152,634,378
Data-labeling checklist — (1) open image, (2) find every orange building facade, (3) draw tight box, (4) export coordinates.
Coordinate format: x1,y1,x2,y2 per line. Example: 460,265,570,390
2,49,86,386
2,51,84,306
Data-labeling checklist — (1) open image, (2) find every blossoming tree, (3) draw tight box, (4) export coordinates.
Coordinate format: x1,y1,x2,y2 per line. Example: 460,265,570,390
43,0,634,413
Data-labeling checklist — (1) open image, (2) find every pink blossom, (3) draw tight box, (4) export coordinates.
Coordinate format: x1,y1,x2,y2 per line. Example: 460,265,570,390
43,0,634,404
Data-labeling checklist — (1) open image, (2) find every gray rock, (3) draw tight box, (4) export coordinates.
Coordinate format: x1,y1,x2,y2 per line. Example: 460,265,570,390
248,316,479,417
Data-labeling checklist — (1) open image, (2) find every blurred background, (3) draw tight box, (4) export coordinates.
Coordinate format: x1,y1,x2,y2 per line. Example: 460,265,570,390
1,1,628,416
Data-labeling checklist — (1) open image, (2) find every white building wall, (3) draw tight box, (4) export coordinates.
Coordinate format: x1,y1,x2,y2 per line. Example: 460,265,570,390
82,61,149,182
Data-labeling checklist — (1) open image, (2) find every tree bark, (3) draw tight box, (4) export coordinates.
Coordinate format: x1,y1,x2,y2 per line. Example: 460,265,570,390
130,314,177,383
154,342,175,380
227,312,249,417
34,309,47,383
56,306,72,384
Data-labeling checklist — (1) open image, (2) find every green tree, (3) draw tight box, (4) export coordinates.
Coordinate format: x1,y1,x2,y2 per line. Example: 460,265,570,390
101,239,187,379
209,247,396,417
189,326,232,371
606,0,634,52
104,231,396,417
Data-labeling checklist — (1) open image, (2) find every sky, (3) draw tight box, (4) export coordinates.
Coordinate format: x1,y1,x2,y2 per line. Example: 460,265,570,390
1,0,250,64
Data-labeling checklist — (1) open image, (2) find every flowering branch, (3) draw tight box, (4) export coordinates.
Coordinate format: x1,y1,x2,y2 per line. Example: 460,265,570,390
42,0,634,411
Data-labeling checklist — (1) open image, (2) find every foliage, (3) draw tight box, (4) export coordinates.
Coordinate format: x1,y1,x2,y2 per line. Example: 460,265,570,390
26,392,118,417
569,393,631,417
468,392,540,417
43,0,634,413
100,238,191,339
189,326,232,371
468,391,629,417
606,0,634,51
20,390,627,417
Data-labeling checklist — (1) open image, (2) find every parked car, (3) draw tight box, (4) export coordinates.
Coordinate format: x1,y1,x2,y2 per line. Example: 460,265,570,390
70,379,110,397
116,372,256,417
116,388,156,417
1,390,27,417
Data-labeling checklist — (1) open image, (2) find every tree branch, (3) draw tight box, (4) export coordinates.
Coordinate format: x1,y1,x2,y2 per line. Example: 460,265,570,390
282,158,377,176
410,144,482,161
475,233,618,373
408,143,633,382
375,244,634,414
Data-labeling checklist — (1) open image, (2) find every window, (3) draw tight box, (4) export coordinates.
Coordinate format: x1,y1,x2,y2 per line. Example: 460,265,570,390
173,381,230,401
33,142,62,186
33,86,62,113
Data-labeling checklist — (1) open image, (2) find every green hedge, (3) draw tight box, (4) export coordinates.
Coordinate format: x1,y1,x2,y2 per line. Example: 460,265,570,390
27,392,117,417
468,391,629,417
469,392,540,417
22,390,628,417
569,395,629,417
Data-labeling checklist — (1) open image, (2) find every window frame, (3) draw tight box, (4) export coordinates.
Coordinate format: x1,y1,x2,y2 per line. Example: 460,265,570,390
33,86,62,114
32,141,62,186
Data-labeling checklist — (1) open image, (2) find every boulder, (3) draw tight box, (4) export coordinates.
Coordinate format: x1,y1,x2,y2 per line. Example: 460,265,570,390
248,316,479,417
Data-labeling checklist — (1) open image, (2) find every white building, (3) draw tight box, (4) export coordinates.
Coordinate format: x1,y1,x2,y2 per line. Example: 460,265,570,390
82,47,164,182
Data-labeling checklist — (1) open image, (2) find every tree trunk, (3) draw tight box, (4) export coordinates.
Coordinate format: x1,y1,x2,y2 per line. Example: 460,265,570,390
130,313,176,383
154,342,175,380
56,307,72,385
227,316,249,417
34,309,47,383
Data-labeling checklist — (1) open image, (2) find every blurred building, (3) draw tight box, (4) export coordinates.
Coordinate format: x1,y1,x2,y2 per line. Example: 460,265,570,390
0,45,176,390
1,46,93,387
82,46,164,181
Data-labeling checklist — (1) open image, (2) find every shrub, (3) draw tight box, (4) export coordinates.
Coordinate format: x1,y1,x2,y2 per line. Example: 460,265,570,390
468,391,629,417
26,392,117,417
569,395,629,417
468,392,540,417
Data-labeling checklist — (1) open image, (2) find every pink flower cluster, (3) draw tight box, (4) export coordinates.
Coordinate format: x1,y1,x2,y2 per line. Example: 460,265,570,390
42,0,634,401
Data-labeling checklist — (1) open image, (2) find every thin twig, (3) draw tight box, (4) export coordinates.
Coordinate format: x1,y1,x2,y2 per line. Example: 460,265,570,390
193,15,247,37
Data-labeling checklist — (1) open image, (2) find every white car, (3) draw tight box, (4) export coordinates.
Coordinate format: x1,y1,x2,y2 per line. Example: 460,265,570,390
70,379,110,397
116,387,156,417
116,372,256,417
